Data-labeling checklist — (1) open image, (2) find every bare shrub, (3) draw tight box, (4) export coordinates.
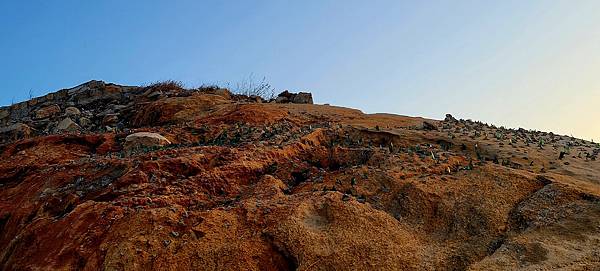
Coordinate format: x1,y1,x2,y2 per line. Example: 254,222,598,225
229,74,275,100
144,80,186,92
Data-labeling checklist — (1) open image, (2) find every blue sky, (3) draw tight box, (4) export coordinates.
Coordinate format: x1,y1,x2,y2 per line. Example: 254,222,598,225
1,1,599,141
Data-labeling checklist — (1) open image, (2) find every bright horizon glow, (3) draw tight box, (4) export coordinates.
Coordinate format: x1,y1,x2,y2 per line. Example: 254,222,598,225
0,1,599,141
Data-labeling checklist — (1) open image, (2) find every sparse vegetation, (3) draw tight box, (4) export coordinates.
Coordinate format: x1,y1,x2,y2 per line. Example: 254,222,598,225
144,80,186,92
228,74,275,100
143,75,276,100
4,80,599,271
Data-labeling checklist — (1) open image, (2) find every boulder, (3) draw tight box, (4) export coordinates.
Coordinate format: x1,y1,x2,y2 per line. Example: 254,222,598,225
124,132,171,151
35,105,61,119
249,95,263,103
422,121,438,131
68,81,124,106
0,123,32,141
56,117,81,132
65,107,81,116
198,88,232,100
214,89,232,99
275,91,313,104
292,92,313,104
444,114,457,122
275,91,293,103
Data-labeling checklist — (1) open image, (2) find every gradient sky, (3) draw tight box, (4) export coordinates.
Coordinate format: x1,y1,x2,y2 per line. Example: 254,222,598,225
1,1,599,141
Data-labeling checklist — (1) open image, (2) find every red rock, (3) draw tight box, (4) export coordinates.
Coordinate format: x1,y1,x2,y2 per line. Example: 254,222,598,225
0,81,598,270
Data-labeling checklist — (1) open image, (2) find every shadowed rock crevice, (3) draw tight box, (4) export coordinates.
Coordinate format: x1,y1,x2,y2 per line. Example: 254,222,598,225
0,166,35,187
262,234,299,271
0,214,10,236
507,177,555,233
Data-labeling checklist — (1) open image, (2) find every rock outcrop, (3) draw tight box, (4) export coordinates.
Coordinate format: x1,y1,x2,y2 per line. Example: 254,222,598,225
0,81,138,142
445,113,458,122
0,81,599,270
275,90,313,104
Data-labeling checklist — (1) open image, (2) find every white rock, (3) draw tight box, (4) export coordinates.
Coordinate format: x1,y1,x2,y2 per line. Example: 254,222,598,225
124,132,171,151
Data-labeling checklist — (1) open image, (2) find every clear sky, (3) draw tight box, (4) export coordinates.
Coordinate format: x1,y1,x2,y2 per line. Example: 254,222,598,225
1,1,599,141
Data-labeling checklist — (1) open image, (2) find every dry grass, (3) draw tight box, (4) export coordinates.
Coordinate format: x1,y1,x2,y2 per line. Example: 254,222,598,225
144,80,186,92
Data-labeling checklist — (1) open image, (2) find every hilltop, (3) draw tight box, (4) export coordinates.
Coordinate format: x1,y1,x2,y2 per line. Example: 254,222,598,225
1,81,599,270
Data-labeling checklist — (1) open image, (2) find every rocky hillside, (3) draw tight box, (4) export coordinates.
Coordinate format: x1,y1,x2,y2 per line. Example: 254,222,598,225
0,81,599,270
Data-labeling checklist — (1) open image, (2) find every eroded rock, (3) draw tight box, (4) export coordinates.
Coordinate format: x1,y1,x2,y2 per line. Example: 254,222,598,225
0,123,32,141
124,132,171,151
422,121,437,131
35,105,61,119
445,114,458,122
65,107,81,116
275,91,313,104
55,117,80,132
0,109,9,120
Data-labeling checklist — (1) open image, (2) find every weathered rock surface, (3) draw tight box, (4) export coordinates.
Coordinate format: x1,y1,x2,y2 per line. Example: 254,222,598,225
55,117,80,132
0,81,599,270
0,109,9,120
445,113,458,122
124,132,171,151
422,121,438,130
64,106,81,116
34,104,61,119
275,90,314,104
0,123,32,142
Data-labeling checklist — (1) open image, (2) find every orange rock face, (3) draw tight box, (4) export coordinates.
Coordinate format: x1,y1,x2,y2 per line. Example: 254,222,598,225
0,82,599,270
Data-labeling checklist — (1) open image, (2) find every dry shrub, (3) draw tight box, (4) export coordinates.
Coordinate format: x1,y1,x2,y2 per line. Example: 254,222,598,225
144,80,186,92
